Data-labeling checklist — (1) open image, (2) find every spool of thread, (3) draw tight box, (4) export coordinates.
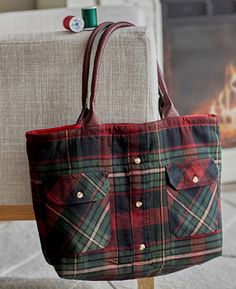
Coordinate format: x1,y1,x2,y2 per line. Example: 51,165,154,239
63,16,85,33
81,6,98,30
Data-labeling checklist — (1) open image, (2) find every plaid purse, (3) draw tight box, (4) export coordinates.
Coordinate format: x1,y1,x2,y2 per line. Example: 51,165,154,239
26,22,222,281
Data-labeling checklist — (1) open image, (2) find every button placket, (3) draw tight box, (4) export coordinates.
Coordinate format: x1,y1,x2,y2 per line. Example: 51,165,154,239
133,156,143,211
129,154,148,258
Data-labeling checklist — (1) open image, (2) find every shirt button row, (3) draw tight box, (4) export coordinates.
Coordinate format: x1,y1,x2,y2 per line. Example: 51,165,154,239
134,157,145,252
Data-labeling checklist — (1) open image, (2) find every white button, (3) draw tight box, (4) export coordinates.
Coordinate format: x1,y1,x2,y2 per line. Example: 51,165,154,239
134,157,141,164
77,191,84,199
193,176,199,183
136,201,143,208
139,244,146,251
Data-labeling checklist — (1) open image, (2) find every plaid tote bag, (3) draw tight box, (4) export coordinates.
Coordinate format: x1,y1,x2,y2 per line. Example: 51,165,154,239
26,22,222,281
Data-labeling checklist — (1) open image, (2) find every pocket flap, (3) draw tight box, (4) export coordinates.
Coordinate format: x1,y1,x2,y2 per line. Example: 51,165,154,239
44,171,109,205
166,158,218,190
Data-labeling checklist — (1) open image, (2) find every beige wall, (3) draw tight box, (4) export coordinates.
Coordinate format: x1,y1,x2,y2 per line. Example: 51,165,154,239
0,0,35,12
36,0,66,9
0,0,66,12
68,0,97,7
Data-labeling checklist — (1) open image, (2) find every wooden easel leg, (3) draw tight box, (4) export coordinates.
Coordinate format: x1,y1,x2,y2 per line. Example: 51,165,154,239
138,277,155,289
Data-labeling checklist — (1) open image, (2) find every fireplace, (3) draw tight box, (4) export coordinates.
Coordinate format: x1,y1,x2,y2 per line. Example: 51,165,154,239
161,0,236,149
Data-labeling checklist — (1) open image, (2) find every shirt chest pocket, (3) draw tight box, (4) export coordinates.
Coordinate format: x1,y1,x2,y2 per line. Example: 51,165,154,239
43,171,112,255
166,158,221,238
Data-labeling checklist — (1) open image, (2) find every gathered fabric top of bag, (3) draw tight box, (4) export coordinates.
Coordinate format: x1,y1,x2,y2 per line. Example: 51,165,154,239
26,22,222,281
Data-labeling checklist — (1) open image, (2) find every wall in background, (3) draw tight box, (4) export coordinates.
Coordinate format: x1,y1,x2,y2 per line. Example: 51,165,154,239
0,0,35,12
68,0,96,7
0,0,67,12
36,0,66,9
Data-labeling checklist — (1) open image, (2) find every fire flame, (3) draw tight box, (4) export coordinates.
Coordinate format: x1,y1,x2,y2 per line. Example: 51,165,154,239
210,62,236,126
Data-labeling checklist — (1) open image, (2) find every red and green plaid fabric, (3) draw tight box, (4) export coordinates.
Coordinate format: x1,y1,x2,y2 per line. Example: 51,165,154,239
26,114,222,280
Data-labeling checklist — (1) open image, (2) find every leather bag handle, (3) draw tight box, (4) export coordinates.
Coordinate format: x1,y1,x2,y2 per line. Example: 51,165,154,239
81,21,179,126
157,63,179,118
76,21,113,124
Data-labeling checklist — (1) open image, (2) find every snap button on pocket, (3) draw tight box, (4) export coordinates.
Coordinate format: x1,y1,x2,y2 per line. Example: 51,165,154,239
193,176,199,183
76,191,84,199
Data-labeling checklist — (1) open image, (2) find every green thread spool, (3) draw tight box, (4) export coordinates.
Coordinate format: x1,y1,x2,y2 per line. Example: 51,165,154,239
81,6,98,30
